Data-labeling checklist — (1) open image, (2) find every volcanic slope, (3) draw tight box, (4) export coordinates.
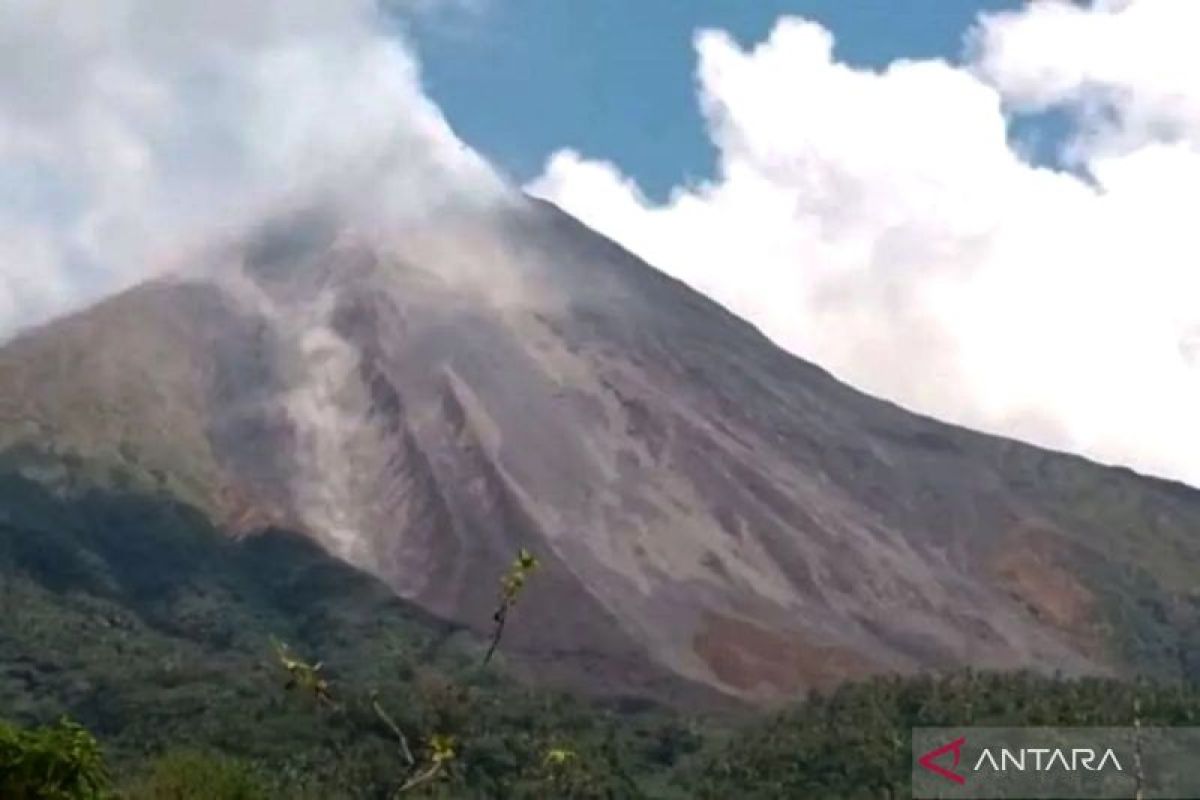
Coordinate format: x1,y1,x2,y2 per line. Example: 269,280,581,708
2,197,1198,704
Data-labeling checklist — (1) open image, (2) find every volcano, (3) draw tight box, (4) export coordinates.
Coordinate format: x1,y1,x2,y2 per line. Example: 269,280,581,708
3,196,1199,706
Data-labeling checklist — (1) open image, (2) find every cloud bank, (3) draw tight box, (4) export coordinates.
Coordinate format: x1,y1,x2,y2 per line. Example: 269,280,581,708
529,0,1200,488
0,0,500,336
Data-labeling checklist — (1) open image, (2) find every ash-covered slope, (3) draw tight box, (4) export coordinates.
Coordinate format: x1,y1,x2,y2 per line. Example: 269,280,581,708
3,197,1199,705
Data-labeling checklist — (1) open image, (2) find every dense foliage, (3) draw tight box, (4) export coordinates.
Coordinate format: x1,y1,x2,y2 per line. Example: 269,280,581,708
0,465,699,797
0,717,110,799
7,672,1200,798
120,750,277,800
679,670,1200,799
5,462,1200,797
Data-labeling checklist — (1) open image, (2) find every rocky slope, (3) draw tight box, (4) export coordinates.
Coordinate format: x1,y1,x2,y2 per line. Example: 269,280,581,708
3,197,1199,705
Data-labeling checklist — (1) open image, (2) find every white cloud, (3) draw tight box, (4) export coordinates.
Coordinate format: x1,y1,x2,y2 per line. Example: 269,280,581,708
0,0,501,338
529,0,1200,488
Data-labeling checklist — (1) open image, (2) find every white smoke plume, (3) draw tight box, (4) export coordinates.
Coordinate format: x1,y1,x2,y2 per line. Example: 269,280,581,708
0,0,502,337
529,0,1200,488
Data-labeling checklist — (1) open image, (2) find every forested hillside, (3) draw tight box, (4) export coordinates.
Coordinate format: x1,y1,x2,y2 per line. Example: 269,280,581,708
4,457,1200,798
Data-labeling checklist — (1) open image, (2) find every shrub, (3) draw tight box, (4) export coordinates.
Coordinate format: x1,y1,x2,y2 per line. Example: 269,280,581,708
0,717,111,800
121,750,272,800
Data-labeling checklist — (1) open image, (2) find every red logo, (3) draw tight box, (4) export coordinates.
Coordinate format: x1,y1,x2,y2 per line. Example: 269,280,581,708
918,736,967,785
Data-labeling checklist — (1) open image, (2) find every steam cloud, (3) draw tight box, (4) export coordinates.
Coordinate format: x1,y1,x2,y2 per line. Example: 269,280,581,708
0,0,502,336
529,0,1200,488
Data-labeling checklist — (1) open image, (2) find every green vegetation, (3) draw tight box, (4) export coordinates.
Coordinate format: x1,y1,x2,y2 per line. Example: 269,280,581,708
484,548,539,667
121,751,275,800
0,717,110,799
8,672,1200,798
679,671,1200,799
0,463,695,796
6,459,1200,797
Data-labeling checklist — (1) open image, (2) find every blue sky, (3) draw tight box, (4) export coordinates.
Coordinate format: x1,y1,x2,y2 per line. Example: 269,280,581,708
406,0,1025,199
410,0,1200,488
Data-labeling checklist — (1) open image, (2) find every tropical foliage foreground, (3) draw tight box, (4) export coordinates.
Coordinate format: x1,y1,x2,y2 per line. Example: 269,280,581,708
6,671,1200,799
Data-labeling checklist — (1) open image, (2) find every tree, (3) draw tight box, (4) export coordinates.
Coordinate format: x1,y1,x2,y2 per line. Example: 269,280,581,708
484,548,540,666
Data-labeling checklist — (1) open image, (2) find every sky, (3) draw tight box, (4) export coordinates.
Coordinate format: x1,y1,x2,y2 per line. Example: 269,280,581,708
2,0,1199,489
404,0,1029,198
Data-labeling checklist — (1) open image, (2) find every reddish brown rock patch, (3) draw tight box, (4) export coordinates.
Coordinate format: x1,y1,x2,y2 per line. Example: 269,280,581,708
693,612,873,696
990,525,1100,649
217,483,294,537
